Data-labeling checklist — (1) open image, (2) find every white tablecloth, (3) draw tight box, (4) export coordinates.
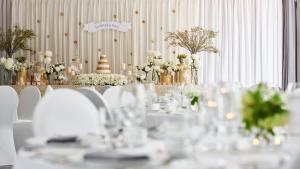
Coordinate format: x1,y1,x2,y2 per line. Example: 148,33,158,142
12,113,184,151
13,139,300,169
12,114,300,169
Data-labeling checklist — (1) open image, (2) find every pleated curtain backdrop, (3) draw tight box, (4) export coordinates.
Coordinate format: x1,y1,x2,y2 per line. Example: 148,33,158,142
0,0,12,57
10,0,283,87
0,0,12,84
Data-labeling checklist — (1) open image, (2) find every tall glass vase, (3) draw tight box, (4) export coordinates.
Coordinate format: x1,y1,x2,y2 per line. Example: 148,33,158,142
191,68,199,85
3,70,13,85
151,70,159,84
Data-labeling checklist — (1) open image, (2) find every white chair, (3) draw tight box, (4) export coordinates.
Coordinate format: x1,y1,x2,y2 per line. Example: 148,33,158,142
17,86,41,120
44,85,53,96
98,85,111,94
13,121,32,151
33,89,100,137
0,86,18,166
77,87,111,120
103,86,136,109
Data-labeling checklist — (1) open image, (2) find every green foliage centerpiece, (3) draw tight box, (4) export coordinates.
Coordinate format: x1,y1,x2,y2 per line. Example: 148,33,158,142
242,83,289,142
0,26,35,58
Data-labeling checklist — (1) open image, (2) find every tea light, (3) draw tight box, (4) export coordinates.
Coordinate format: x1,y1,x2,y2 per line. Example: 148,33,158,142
225,112,234,120
274,137,281,145
252,138,260,145
122,63,126,70
207,100,217,108
68,67,72,73
220,87,228,94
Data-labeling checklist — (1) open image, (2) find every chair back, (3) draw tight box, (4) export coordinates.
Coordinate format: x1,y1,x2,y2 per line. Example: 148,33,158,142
44,85,54,95
17,86,41,120
33,89,100,137
103,86,136,109
77,87,111,120
0,86,18,165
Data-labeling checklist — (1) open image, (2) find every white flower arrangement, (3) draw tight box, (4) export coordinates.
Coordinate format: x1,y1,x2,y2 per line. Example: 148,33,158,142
73,73,127,86
52,63,65,73
136,50,163,82
39,50,52,64
191,55,200,70
0,57,32,72
181,85,204,112
2,58,14,70
45,66,54,75
46,63,66,81
161,61,178,75
147,50,163,65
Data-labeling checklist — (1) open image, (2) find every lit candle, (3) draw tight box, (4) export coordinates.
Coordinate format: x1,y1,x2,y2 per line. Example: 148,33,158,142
79,63,83,70
122,63,126,70
127,70,132,76
207,100,217,108
274,137,281,145
71,71,75,76
252,138,260,145
68,67,72,73
220,87,228,94
225,112,234,120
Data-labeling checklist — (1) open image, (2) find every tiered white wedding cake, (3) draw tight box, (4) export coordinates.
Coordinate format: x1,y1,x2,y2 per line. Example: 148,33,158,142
96,55,111,74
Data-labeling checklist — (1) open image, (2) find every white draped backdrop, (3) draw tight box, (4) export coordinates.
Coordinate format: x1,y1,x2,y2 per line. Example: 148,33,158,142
8,0,283,87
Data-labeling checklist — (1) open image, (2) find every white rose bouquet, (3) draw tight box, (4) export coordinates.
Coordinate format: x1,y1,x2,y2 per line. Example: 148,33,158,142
1,57,14,71
161,61,178,75
52,63,65,81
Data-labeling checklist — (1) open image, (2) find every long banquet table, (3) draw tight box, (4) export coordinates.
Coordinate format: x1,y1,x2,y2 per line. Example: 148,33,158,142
13,132,300,169
10,85,177,96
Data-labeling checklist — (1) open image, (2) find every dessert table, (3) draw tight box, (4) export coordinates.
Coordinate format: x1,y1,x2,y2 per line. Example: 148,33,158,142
10,85,177,96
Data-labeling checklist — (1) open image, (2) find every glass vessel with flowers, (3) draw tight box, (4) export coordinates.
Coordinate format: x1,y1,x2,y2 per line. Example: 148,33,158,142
136,51,162,84
242,83,289,144
176,54,191,84
51,63,66,85
160,61,178,85
165,27,218,85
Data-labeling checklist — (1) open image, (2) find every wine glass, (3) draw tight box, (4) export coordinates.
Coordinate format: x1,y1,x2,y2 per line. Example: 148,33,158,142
185,113,207,159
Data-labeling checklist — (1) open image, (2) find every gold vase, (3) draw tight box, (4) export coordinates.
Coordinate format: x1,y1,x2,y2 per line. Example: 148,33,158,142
18,67,27,85
160,70,172,85
176,60,191,84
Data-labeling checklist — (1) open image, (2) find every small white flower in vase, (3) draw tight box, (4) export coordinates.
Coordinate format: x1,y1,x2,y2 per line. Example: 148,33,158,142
45,51,53,57
144,66,151,72
43,57,52,64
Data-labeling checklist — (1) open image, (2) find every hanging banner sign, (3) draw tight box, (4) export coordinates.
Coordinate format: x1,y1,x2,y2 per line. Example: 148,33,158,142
83,22,131,33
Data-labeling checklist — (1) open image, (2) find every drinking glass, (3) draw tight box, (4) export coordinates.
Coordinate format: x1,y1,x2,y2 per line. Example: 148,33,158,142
185,113,207,158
